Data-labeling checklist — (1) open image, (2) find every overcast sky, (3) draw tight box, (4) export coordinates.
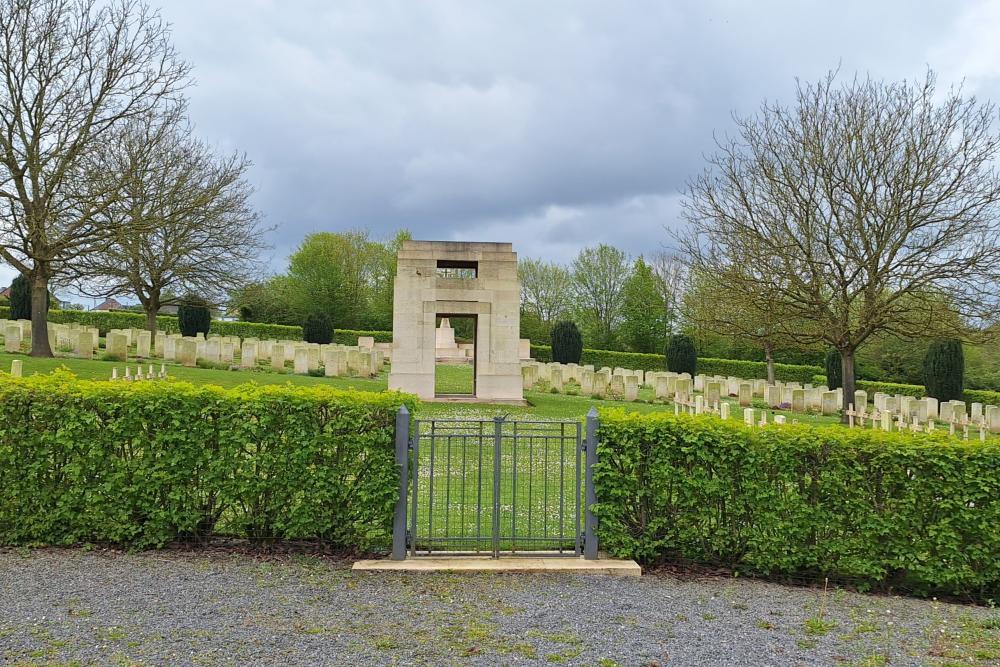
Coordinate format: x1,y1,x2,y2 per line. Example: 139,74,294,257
6,0,1000,296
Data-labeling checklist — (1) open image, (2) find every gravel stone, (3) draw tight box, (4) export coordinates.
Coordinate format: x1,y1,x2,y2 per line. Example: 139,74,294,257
0,548,995,666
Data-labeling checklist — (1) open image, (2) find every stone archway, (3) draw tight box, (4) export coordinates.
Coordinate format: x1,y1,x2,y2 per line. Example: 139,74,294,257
387,241,524,403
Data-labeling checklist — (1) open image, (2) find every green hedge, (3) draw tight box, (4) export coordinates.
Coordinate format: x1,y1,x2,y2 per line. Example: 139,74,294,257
0,371,416,550
332,329,393,345
0,307,396,344
811,375,1000,406
698,358,822,383
594,410,1000,598
530,344,821,382
212,320,302,340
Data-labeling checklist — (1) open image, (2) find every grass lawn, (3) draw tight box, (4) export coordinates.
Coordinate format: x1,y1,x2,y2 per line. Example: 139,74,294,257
434,361,475,394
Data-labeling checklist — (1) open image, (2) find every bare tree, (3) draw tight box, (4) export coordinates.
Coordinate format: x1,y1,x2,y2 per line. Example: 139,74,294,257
682,269,790,383
680,70,1000,415
0,0,189,355
648,250,687,334
78,108,270,332
519,258,573,324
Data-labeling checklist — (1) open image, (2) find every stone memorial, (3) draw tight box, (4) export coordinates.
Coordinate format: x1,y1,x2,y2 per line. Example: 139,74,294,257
388,241,522,401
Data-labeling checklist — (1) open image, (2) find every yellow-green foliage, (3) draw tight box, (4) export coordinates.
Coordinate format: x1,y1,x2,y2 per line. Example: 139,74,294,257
594,409,1000,599
0,371,416,550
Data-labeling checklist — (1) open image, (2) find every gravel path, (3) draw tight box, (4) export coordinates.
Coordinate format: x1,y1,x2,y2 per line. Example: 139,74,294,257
0,549,996,666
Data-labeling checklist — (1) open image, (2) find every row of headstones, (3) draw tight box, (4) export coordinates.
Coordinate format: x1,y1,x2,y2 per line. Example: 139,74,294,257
675,382,999,438
696,373,1000,428
693,374,842,413
98,329,385,378
2,319,101,355
848,394,1000,434
522,363,838,413
520,361,697,401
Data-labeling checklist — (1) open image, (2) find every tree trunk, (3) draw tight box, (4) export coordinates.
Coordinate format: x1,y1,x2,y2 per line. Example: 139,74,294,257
840,348,856,422
764,343,776,384
145,307,158,333
29,271,53,357
142,289,161,333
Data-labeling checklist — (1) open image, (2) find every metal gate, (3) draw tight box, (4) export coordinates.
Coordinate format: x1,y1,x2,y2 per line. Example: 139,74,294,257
391,408,599,559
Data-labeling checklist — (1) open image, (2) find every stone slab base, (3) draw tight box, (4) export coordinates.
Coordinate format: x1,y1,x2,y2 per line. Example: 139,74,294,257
352,556,641,576
426,395,529,406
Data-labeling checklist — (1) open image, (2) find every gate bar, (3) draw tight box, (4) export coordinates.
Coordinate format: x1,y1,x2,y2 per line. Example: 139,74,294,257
391,405,410,560
492,416,503,558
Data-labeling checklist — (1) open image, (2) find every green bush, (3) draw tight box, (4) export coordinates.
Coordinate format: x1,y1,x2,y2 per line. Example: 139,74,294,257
9,275,31,320
0,371,417,550
303,312,334,344
551,321,583,364
924,339,965,402
825,348,842,390
178,297,211,337
665,334,697,375
594,409,1000,599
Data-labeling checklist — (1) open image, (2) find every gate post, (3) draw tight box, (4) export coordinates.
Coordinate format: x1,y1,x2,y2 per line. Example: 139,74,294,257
391,405,410,560
584,407,599,560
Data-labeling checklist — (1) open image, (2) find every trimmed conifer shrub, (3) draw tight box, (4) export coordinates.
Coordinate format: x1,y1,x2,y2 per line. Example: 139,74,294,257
551,321,583,364
825,348,842,390
177,296,211,337
303,312,334,344
665,334,697,375
923,339,964,402
8,274,31,320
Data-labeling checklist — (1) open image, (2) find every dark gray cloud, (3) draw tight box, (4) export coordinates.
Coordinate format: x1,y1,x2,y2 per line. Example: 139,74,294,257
3,0,996,293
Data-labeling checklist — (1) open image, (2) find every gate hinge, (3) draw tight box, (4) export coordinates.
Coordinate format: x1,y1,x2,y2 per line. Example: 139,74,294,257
407,436,415,451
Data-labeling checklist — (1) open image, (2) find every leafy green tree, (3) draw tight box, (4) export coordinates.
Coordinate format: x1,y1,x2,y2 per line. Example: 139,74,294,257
619,258,667,354
551,321,583,364
364,230,411,331
254,231,405,330
923,339,965,402
231,278,299,326
666,334,697,375
571,244,629,349
520,258,572,342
